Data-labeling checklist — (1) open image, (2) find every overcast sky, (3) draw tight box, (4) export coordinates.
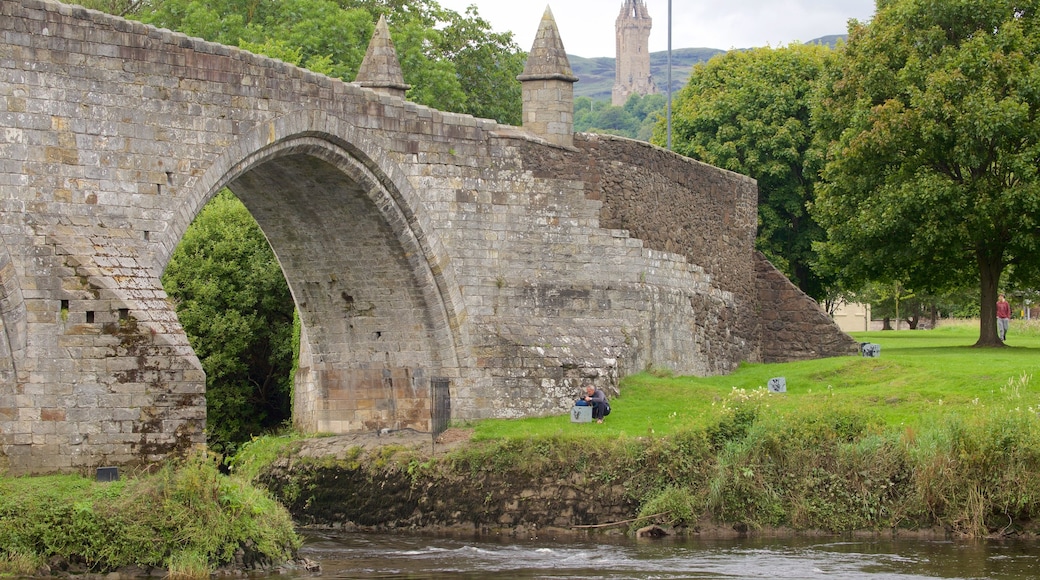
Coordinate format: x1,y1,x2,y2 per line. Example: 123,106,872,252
436,0,877,58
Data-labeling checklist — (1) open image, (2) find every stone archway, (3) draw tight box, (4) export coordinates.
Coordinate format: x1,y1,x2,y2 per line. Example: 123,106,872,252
0,0,859,475
187,135,464,434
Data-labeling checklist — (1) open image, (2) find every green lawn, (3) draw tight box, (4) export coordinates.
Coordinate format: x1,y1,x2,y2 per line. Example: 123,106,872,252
224,318,1040,537
220,318,1040,536
472,319,1040,440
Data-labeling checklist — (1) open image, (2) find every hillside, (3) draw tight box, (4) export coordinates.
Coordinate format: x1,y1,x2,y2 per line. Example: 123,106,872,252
569,47,722,101
570,36,844,101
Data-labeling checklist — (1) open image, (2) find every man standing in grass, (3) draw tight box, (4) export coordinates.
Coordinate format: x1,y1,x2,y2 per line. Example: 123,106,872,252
997,294,1012,342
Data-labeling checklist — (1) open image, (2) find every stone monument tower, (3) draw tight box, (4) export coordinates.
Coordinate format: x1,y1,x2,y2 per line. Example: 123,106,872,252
612,0,656,106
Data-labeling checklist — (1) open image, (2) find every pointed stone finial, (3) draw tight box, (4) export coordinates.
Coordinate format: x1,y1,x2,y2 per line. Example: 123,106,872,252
355,15,410,99
517,6,578,147
517,6,578,83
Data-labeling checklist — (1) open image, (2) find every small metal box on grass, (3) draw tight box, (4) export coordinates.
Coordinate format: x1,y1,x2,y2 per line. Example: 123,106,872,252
571,405,592,423
96,466,119,482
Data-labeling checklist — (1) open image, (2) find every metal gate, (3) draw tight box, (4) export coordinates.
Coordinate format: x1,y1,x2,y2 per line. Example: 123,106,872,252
431,378,451,436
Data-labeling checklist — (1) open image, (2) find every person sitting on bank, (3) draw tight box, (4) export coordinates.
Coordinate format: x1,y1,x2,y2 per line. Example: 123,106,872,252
575,384,610,423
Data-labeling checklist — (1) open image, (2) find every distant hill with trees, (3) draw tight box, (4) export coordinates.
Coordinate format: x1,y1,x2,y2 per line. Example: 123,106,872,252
570,47,722,100
570,36,845,101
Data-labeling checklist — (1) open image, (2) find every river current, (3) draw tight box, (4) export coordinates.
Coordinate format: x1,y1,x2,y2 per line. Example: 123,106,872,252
281,530,1040,579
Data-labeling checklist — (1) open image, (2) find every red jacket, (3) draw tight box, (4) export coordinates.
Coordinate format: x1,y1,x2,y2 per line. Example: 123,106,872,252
997,300,1012,319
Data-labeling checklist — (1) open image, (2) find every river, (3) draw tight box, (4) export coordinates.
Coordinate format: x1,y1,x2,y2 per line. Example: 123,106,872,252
281,530,1040,579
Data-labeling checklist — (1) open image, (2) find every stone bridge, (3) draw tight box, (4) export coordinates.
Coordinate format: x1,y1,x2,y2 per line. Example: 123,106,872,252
0,0,857,474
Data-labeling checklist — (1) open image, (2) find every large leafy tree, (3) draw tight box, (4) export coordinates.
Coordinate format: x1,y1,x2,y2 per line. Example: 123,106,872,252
658,44,835,300
400,4,526,124
811,0,1040,346
107,0,524,125
162,191,296,451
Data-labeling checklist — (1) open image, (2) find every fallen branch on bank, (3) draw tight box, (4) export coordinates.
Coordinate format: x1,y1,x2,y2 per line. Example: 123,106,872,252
571,511,671,529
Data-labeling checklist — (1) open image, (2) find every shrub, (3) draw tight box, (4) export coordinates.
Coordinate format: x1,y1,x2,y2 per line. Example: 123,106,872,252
0,451,300,574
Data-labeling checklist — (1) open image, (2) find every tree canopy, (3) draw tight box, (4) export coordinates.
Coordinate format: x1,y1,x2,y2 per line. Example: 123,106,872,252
161,191,296,452
85,0,526,125
657,44,835,300
574,93,665,141
811,0,1040,345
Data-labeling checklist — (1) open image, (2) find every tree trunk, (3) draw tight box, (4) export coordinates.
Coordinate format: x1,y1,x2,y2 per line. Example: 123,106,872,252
929,305,938,329
974,250,1005,347
882,317,892,330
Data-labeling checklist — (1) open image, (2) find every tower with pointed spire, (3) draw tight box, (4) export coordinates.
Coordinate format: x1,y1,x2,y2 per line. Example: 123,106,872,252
517,6,578,148
612,0,655,106
355,15,410,99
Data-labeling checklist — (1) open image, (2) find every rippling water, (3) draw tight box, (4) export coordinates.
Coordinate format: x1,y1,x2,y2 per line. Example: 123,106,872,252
284,530,1040,579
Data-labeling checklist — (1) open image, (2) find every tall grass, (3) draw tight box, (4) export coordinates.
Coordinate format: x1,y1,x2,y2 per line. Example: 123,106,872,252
0,550,43,576
0,450,300,576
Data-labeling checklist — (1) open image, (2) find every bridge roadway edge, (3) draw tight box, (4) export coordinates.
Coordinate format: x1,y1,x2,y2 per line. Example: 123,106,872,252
0,0,858,475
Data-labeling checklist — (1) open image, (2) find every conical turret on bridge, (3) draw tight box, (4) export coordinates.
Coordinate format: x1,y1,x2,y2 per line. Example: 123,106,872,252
355,15,410,99
517,6,578,148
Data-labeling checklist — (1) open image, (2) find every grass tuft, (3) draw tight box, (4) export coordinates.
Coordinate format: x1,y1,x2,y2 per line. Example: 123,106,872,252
167,550,210,580
226,430,302,483
0,549,44,577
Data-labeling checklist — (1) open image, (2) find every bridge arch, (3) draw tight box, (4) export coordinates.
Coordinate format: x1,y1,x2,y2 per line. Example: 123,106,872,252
0,0,859,474
162,113,469,434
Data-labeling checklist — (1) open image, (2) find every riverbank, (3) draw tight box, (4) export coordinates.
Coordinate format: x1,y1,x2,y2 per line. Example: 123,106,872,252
249,408,1040,541
5,322,1040,576
245,323,1040,541
0,451,304,578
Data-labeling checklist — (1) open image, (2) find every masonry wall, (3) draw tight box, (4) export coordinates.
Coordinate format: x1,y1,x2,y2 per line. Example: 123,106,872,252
0,0,856,475
425,126,731,417
567,134,857,363
755,253,860,362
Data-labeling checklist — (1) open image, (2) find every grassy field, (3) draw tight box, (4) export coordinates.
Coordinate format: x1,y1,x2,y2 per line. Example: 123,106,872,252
471,319,1040,440
7,319,1038,572
437,319,1040,535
